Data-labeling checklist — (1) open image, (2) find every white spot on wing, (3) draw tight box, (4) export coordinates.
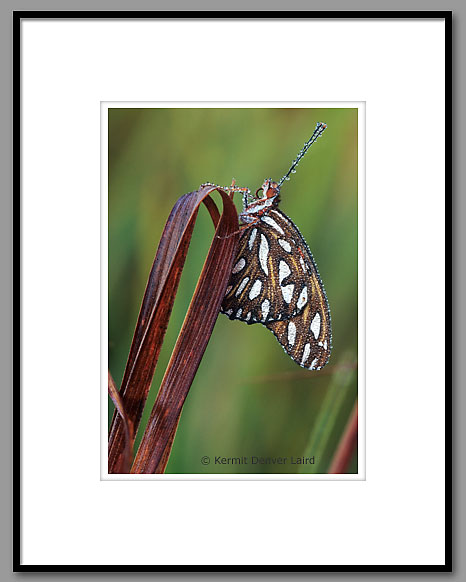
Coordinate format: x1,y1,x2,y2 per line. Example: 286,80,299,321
261,299,270,321
261,215,284,235
281,284,294,304
288,321,296,347
301,343,311,366
246,312,251,321
279,260,291,284
323,340,328,350
226,309,233,316
249,279,262,300
236,277,249,296
232,258,246,273
271,209,290,224
297,286,308,310
225,285,232,295
309,357,319,370
278,239,292,252
310,312,321,339
236,308,242,318
259,234,269,275
248,228,257,250
300,257,306,272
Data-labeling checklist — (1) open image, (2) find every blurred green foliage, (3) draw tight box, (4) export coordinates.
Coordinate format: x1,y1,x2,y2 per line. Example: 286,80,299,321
108,108,358,474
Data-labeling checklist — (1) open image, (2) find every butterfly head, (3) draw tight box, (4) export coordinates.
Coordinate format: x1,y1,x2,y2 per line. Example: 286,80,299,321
259,178,280,199
239,178,280,223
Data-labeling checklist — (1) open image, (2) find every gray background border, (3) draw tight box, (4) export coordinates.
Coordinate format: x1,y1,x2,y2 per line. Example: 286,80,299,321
4,2,461,579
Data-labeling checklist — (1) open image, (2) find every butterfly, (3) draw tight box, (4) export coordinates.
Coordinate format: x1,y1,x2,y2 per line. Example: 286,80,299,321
220,122,332,370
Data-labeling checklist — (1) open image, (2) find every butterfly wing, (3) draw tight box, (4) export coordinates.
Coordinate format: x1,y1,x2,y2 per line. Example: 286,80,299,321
264,209,332,369
221,208,332,369
266,292,331,371
221,209,312,323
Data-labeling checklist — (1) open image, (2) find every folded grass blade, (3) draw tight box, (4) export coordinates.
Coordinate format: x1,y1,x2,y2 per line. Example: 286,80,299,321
108,186,238,473
131,187,239,473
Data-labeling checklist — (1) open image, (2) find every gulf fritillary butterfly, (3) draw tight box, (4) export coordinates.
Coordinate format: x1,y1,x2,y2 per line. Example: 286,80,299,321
218,122,332,370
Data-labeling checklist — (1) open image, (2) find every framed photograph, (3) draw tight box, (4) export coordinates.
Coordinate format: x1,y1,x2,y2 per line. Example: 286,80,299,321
104,103,362,478
16,11,451,571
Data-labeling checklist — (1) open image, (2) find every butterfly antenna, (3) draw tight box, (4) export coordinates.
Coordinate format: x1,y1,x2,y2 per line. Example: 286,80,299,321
277,122,327,188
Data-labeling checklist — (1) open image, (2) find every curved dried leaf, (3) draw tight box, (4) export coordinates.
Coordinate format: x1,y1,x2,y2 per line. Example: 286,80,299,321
108,187,238,473
131,186,239,473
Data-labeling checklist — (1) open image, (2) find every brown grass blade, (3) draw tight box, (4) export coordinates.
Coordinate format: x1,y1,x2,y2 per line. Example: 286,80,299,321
202,194,221,227
131,187,239,474
107,371,134,473
328,400,358,474
108,187,237,473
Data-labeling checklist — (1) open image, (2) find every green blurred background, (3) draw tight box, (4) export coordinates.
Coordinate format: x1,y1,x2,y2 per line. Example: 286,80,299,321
108,108,358,474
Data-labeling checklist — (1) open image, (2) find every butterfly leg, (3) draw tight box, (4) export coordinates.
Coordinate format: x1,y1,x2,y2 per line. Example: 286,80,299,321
216,216,261,240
